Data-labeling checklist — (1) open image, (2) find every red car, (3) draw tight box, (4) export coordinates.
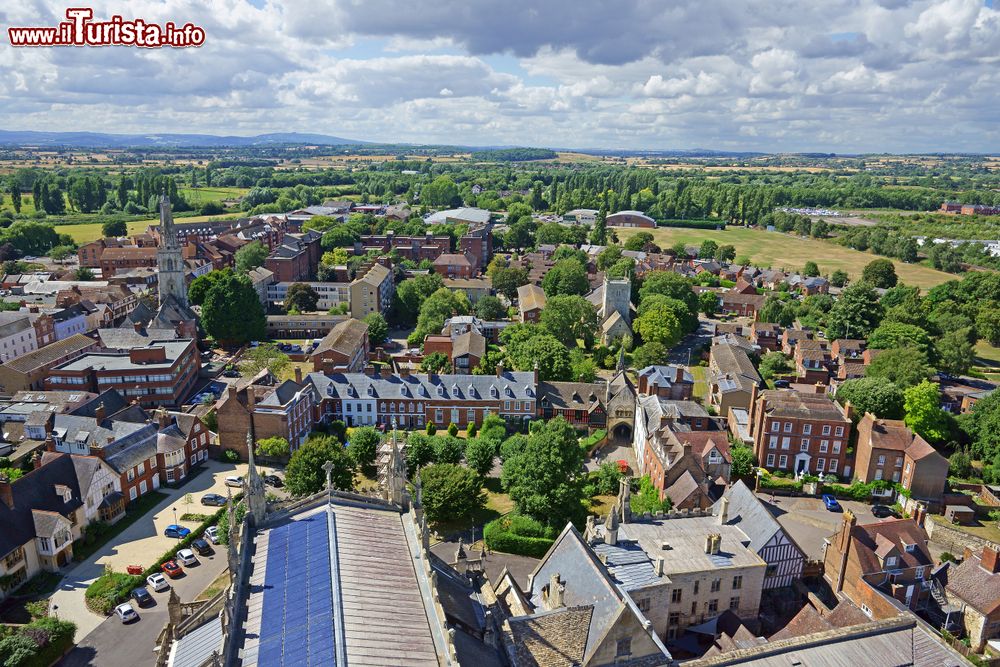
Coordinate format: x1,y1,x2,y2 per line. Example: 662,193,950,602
161,559,183,578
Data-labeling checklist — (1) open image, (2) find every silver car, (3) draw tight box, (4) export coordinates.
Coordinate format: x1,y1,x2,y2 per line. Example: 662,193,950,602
115,603,139,623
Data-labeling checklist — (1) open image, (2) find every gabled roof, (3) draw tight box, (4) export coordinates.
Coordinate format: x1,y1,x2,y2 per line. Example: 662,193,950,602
946,551,1000,615
715,480,799,555
851,519,932,575
0,452,83,557
313,318,368,357
0,333,96,374
506,606,592,667
538,381,605,412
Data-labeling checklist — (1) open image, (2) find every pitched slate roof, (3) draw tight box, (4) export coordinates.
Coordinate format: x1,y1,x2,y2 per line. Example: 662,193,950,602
97,326,178,350
538,381,605,412
715,480,797,555
0,453,82,557
758,389,849,422
452,330,486,360
307,370,536,402
638,365,694,387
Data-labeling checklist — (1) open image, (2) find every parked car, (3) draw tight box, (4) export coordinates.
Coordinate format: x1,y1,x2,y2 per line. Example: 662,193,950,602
115,603,139,623
205,526,220,544
146,573,169,592
263,474,283,488
822,494,842,512
191,538,213,556
131,587,153,607
222,370,240,378
161,560,183,578
176,548,198,566
872,504,898,518
225,476,243,488
164,524,191,539
201,493,227,506
773,379,791,388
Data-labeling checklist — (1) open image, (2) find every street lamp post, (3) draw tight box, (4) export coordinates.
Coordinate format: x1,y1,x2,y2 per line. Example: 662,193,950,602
172,507,179,543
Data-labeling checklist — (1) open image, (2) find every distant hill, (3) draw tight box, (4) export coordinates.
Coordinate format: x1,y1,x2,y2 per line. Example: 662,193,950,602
0,130,368,148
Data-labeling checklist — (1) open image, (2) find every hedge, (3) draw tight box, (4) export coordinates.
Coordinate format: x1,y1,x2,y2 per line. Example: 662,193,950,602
484,515,556,559
84,501,235,615
655,218,726,230
0,616,76,667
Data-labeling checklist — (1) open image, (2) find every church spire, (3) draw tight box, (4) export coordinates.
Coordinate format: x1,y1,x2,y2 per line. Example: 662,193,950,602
156,189,189,310
245,431,266,525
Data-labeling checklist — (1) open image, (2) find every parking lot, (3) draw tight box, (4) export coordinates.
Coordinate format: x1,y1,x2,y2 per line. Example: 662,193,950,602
760,494,891,560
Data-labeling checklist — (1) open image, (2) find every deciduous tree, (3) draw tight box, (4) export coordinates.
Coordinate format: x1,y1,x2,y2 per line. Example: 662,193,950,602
284,435,354,496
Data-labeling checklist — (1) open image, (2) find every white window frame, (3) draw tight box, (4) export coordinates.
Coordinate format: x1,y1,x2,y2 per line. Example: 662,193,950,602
766,454,775,467
778,455,788,468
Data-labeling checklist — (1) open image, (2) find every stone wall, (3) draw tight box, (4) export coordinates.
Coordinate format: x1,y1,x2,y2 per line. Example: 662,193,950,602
924,516,1000,556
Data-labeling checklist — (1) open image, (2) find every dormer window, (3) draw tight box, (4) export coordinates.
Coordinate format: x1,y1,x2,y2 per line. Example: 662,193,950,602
326,386,333,396
904,543,916,553
885,556,897,567
468,384,476,398
437,385,445,397
451,383,459,397
367,386,375,397
490,385,499,398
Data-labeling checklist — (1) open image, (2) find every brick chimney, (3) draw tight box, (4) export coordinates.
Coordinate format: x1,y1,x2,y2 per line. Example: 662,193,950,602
654,556,665,576
834,510,857,593
0,474,13,509
983,546,1000,574
842,400,854,422
158,409,172,430
495,360,505,378
95,402,106,422
294,366,303,383
675,366,684,383
133,321,144,333
400,367,410,379
547,573,564,609
247,388,256,410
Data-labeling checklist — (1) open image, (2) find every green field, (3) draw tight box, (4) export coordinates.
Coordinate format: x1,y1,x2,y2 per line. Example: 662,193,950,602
54,212,241,243
178,186,248,204
0,193,37,214
620,226,956,290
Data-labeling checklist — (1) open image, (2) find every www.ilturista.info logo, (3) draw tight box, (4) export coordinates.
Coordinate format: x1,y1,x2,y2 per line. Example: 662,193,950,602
8,8,205,47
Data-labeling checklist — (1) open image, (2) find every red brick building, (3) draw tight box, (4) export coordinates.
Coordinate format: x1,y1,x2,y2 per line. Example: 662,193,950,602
433,253,475,279
751,388,853,478
264,230,323,283
99,246,159,277
46,339,200,408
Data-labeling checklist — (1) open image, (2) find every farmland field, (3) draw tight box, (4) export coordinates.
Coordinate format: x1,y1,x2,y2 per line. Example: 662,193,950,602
55,212,240,243
618,226,956,290
177,186,248,204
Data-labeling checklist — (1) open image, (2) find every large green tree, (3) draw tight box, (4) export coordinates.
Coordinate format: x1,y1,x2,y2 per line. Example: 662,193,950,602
420,463,485,523
347,426,381,476
284,435,354,496
960,390,1000,459
201,271,267,344
865,347,932,388
826,282,884,340
936,327,974,376
363,312,389,345
541,258,589,296
635,301,683,348
867,322,932,357
861,259,898,288
234,240,268,273
639,271,697,312
239,342,290,378
393,273,444,326
413,287,470,342
501,416,584,526
539,295,598,347
903,381,951,443
489,266,529,301
285,282,319,312
835,376,905,420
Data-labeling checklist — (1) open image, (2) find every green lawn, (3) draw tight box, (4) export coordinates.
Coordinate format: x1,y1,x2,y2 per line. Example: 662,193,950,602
974,341,1000,369
0,193,38,215
619,226,956,290
689,365,709,401
178,186,248,204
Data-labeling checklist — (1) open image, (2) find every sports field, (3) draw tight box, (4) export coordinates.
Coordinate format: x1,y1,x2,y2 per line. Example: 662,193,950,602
54,212,240,243
619,226,956,290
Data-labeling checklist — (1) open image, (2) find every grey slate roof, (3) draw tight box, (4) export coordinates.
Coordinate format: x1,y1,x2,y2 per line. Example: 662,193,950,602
0,453,82,557
98,326,178,350
714,480,792,554
638,365,694,386
307,370,536,402
168,615,224,667
257,379,306,407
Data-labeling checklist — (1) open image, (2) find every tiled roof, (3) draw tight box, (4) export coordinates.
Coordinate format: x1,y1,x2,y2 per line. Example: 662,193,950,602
715,480,795,555
538,381,605,411
852,519,932,575
517,284,546,312
758,389,849,422
638,364,694,386
307,370,536,402
506,607,592,667
946,552,1000,615
452,330,486,360
1,334,95,374
313,318,368,357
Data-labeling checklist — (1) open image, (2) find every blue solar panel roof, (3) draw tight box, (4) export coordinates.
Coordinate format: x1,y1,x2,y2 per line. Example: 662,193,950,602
256,514,337,666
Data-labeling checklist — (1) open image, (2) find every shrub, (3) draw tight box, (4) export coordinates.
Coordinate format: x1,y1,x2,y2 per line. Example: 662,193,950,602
592,462,623,495
221,449,240,463
426,422,436,435
484,515,556,558
466,423,478,438
419,464,485,523
447,423,459,437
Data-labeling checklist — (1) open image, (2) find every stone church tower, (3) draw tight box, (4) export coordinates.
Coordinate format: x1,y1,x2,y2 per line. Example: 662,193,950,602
157,192,188,310
153,192,198,337
601,276,632,324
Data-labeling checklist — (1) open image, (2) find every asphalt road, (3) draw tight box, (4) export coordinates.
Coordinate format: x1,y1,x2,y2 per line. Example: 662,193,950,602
58,546,228,667
764,494,887,560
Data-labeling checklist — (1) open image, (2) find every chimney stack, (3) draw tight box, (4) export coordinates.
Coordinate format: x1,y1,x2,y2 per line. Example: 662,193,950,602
496,360,505,378
158,409,172,430
548,573,564,608
983,546,1000,574
0,474,12,509
400,366,410,378
718,497,730,525
654,556,665,577
95,402,106,422
843,400,854,422
294,366,303,384
247,389,256,410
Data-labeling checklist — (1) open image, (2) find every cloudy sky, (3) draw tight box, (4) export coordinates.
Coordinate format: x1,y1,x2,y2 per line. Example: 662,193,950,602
2,0,999,152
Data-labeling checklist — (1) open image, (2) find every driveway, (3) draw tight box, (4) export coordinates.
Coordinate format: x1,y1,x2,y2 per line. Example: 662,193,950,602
762,494,886,560
58,546,228,667
48,460,248,639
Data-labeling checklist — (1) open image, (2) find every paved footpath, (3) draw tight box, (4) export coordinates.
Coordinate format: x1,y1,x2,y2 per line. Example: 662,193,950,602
48,460,248,639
